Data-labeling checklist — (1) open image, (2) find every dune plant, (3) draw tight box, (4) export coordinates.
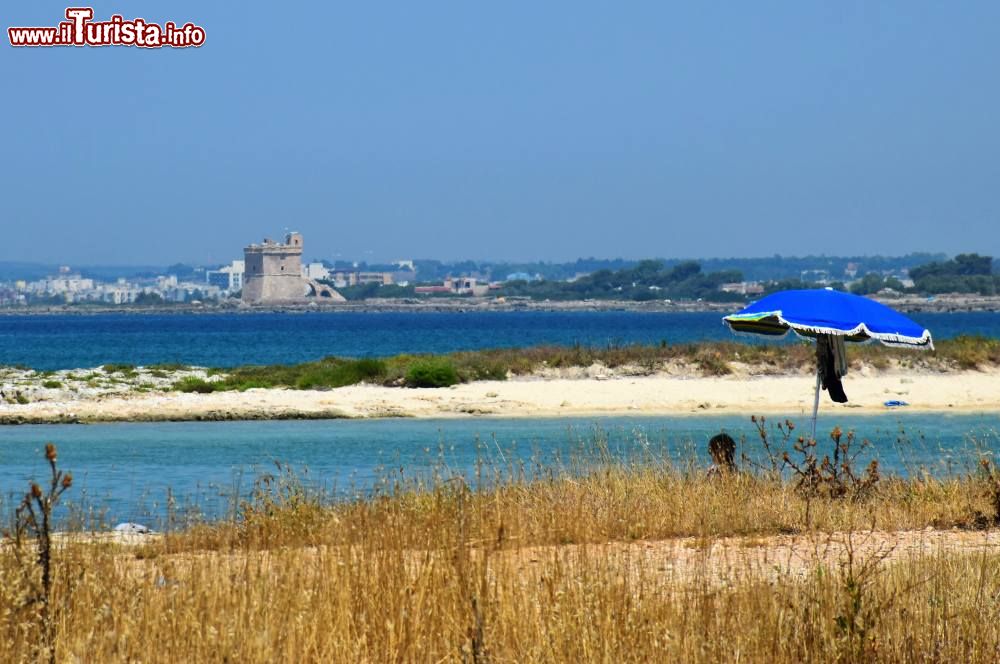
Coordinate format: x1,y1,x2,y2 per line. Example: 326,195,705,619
405,359,460,388
8,444,73,664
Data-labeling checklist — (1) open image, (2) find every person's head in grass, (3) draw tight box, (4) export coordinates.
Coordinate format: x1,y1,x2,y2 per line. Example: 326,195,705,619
708,432,736,474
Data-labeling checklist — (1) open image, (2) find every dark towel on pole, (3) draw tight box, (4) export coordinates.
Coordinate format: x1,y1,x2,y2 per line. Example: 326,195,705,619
816,334,848,403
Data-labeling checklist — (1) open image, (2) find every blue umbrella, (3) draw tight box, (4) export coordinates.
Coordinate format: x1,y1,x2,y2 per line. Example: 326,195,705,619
722,288,933,437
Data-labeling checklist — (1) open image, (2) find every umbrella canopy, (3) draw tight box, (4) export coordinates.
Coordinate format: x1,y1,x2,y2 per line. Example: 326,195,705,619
723,288,933,440
723,289,933,349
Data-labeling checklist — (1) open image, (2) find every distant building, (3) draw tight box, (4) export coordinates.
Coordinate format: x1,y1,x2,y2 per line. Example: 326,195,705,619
415,277,490,297
242,233,344,303
0,287,23,306
329,271,396,287
720,281,765,296
206,260,245,293
41,274,95,294
358,272,394,286
302,262,330,281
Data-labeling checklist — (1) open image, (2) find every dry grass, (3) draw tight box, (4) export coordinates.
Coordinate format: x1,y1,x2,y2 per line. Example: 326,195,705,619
6,440,1000,661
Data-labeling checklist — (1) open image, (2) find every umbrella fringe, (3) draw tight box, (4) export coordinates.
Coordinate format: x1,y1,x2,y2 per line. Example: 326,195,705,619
722,315,934,350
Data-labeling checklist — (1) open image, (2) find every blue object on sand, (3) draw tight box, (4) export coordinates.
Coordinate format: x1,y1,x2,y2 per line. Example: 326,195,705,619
723,289,933,348
884,400,909,408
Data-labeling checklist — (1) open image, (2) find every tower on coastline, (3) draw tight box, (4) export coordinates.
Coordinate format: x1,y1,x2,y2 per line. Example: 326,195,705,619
242,232,305,303
242,232,344,304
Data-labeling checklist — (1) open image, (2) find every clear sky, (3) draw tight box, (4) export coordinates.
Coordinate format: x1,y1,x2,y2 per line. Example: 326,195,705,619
2,1,999,265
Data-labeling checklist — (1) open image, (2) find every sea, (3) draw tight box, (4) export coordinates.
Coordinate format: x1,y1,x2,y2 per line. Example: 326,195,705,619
1,310,998,370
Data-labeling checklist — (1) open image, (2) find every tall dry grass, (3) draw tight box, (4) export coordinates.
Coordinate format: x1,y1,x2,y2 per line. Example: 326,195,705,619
5,436,1000,662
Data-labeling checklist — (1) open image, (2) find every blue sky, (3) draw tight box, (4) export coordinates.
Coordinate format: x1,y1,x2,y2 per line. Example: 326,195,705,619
2,2,999,265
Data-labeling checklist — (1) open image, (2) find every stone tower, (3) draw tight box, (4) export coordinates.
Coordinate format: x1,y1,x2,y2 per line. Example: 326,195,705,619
242,232,307,303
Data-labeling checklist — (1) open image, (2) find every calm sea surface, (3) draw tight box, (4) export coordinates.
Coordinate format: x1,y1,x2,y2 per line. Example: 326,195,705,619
1,414,997,526
1,310,998,370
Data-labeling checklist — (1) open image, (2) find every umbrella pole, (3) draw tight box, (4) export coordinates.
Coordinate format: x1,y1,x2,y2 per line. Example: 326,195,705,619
811,368,821,441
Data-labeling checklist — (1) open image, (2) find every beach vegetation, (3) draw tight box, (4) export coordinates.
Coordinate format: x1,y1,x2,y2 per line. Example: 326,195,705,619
944,334,1000,369
6,424,1000,660
159,335,1000,395
172,358,389,392
173,377,221,393
8,444,72,662
294,358,387,390
40,380,62,390
404,359,460,387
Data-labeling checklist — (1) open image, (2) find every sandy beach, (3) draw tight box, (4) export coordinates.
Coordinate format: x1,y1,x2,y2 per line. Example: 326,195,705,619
2,368,999,424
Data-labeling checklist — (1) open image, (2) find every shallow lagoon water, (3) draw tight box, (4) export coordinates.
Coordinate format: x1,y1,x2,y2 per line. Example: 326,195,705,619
1,413,998,525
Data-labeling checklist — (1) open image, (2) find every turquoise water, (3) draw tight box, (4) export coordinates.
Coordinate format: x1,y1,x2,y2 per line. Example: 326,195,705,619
1,413,997,526
0,310,995,370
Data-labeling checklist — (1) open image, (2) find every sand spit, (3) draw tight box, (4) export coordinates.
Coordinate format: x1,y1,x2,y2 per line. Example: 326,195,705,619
2,369,1000,424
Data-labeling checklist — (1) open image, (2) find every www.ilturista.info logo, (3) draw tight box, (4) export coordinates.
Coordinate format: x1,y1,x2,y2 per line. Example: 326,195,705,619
8,8,205,48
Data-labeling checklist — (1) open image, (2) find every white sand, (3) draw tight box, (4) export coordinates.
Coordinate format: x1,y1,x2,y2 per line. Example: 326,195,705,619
3,370,999,423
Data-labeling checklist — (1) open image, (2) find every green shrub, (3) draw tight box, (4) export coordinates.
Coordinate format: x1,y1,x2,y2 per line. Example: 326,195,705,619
295,358,387,390
173,377,221,393
227,380,275,392
41,380,63,389
405,359,459,388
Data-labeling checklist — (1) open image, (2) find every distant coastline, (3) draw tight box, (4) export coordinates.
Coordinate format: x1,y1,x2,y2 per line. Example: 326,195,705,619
2,292,1000,315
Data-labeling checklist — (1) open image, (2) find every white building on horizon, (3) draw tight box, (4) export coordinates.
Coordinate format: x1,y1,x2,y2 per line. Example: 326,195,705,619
302,262,330,281
205,260,245,293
